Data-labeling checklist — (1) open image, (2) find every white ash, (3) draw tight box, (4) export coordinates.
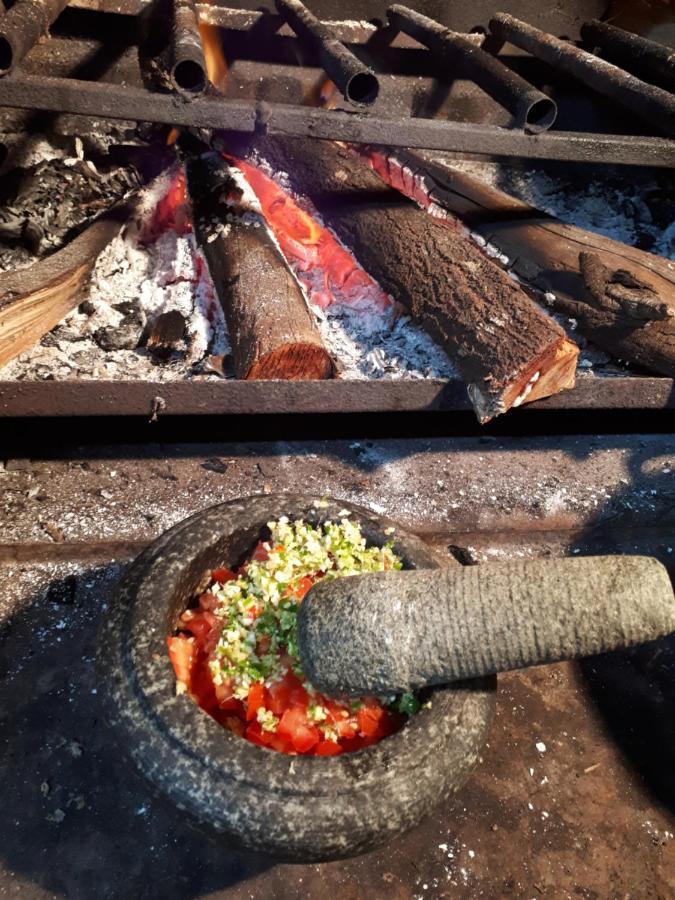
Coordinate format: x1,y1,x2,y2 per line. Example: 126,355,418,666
317,306,457,380
0,174,230,382
443,157,675,260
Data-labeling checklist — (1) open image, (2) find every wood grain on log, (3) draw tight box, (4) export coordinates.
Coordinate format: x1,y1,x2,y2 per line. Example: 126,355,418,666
186,152,334,381
367,148,675,376
0,207,131,369
231,137,576,420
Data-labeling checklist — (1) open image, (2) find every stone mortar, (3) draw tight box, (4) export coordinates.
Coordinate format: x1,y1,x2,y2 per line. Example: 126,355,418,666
97,494,496,861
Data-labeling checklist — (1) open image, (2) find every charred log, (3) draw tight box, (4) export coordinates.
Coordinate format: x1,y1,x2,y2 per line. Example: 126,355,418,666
226,136,576,420
367,148,675,377
186,152,334,381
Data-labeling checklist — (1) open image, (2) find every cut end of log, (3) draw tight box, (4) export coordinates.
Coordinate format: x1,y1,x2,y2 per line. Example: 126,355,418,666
245,343,335,380
469,336,578,423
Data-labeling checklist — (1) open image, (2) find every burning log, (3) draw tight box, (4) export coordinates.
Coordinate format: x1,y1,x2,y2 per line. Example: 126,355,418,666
0,0,68,75
229,137,577,420
0,205,132,368
365,148,675,377
186,152,334,380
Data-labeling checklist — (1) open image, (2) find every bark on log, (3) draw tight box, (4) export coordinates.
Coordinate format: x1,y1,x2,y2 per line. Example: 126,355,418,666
186,152,334,381
0,206,131,369
229,136,576,420
364,147,675,376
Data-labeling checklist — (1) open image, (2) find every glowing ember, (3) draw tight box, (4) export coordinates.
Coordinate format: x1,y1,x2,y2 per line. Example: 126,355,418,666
199,22,228,91
141,168,192,243
229,157,390,310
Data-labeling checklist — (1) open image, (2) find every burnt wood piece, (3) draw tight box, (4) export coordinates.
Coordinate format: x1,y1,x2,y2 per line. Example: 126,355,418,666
275,0,378,105
367,148,675,377
488,13,675,138
231,137,577,420
186,152,334,381
387,5,556,133
0,74,673,167
0,206,131,368
145,309,187,359
0,0,68,75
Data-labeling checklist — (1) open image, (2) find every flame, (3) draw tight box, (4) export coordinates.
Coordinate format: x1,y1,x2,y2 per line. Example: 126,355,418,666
141,167,192,243
166,127,180,146
305,76,339,109
199,22,228,91
230,157,389,310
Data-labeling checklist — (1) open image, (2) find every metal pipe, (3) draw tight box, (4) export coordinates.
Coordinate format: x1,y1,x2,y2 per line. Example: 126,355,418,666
0,0,68,75
581,19,675,93
387,5,556,133
169,0,207,95
274,0,379,105
489,13,675,138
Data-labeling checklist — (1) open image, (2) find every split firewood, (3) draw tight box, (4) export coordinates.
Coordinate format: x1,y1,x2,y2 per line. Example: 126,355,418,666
227,136,576,420
0,205,132,369
186,152,334,380
362,147,675,377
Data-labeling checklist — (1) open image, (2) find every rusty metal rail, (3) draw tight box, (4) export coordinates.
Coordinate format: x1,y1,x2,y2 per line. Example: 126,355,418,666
0,72,673,165
0,377,672,418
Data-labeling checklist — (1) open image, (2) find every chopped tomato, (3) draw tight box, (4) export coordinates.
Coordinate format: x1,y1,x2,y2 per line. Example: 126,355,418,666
267,673,293,716
293,574,316,600
315,740,343,756
278,707,320,753
246,681,267,721
167,635,194,685
251,541,270,562
357,705,385,738
198,592,219,611
212,567,236,584
224,716,246,737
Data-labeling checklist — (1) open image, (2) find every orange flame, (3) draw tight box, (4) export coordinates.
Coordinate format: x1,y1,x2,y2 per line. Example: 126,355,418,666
166,127,180,146
230,157,389,310
199,22,228,91
305,76,339,109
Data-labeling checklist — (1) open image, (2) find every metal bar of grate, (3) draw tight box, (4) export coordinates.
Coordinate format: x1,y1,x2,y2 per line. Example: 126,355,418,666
0,73,672,165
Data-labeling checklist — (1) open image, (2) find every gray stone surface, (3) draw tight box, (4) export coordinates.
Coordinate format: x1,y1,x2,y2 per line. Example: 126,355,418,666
98,495,495,861
299,557,675,695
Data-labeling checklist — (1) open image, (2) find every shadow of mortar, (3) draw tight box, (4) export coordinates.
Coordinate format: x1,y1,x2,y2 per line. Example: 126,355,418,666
0,564,272,900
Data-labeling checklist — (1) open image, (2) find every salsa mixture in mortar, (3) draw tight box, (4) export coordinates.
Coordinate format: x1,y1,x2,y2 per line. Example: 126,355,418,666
168,516,421,755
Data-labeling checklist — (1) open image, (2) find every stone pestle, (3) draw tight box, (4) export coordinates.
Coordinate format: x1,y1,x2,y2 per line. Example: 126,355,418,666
297,556,675,696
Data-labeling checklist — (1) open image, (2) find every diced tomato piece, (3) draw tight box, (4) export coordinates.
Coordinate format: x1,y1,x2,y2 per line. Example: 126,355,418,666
251,541,270,562
246,681,267,721
246,721,272,747
293,575,315,600
212,567,236,584
198,592,219,611
357,705,385,738
267,676,293,716
315,740,343,756
167,635,195,685
268,733,294,754
278,707,320,754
